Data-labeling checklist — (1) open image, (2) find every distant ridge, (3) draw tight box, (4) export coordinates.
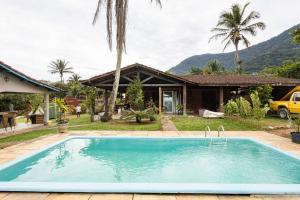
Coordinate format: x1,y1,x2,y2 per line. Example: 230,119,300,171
169,23,300,75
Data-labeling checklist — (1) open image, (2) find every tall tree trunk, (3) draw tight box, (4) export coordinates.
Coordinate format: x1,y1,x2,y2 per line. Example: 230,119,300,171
234,44,242,74
101,48,123,122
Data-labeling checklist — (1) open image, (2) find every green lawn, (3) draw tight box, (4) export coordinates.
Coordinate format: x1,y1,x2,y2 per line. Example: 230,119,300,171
171,116,288,131
0,114,161,149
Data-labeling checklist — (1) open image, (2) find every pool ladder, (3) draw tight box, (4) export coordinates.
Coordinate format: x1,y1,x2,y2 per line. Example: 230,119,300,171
205,125,228,146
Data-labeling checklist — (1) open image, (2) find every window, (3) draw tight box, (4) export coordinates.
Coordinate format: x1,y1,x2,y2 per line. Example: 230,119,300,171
294,93,300,102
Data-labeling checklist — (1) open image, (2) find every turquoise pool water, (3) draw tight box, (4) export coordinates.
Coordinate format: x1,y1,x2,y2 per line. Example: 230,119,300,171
1,137,300,194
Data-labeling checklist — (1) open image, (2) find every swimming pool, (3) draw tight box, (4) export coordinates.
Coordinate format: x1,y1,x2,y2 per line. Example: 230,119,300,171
0,136,300,194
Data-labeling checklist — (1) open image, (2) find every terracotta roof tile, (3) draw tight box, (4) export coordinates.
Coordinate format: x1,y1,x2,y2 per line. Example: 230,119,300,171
180,74,300,86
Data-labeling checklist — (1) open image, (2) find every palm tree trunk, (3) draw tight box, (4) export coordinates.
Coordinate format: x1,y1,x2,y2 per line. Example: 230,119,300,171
234,44,242,74
101,48,123,122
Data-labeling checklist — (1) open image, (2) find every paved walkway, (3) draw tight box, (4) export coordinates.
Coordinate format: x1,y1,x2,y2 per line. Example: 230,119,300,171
0,123,44,138
0,130,300,200
161,116,178,131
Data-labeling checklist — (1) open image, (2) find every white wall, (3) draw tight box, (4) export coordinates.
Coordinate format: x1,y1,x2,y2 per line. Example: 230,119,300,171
0,71,48,94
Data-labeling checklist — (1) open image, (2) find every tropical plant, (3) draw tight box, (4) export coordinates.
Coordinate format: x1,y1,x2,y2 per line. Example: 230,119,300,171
84,87,100,122
68,74,82,98
176,104,183,114
236,97,252,118
203,60,225,75
93,0,161,122
291,28,300,44
189,66,203,75
224,99,239,116
210,2,266,74
261,60,300,79
251,84,273,105
250,91,269,121
121,107,157,123
48,59,73,83
53,98,68,124
126,78,144,110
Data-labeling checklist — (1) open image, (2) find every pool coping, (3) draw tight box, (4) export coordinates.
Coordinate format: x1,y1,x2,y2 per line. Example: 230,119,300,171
1,136,300,195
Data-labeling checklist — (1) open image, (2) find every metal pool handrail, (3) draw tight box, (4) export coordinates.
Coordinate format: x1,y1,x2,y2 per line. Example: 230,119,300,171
204,125,211,138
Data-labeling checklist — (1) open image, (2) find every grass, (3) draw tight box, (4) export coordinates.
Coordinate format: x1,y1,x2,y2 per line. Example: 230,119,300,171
0,114,161,149
171,116,288,131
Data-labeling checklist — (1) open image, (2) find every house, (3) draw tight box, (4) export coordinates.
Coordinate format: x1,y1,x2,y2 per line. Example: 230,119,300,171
82,63,300,115
0,61,60,124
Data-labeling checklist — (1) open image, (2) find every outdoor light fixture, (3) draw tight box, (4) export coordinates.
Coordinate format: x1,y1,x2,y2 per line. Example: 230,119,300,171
3,75,9,82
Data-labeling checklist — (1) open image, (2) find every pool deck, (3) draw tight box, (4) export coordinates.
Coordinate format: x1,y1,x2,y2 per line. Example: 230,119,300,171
0,130,300,200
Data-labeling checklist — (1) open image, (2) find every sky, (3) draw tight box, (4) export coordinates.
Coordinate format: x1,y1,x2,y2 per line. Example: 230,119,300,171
0,0,300,82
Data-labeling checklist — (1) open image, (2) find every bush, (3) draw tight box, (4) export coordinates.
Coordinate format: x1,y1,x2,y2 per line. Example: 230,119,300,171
251,85,273,105
224,100,239,116
121,107,157,123
126,78,144,110
236,97,252,118
250,91,270,121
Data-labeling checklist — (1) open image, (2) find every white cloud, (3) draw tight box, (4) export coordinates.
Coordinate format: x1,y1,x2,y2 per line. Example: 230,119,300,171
0,0,300,81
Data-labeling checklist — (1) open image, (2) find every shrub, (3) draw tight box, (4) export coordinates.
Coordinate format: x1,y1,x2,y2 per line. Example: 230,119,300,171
121,107,157,123
224,100,239,116
251,85,273,105
250,91,270,121
236,97,252,118
126,78,144,110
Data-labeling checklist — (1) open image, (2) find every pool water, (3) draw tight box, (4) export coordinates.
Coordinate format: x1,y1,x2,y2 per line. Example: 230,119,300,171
1,137,300,184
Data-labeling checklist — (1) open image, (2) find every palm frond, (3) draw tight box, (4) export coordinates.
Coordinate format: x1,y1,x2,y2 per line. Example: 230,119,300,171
241,35,251,48
241,11,260,26
222,38,232,52
240,2,250,21
209,32,227,43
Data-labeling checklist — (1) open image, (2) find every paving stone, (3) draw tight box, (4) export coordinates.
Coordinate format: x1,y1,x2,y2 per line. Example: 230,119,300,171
90,194,133,200
1,193,49,200
0,193,8,199
45,193,91,200
176,194,219,200
134,194,176,200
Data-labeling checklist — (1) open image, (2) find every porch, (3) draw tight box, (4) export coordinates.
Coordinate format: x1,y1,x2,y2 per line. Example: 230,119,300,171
82,63,192,115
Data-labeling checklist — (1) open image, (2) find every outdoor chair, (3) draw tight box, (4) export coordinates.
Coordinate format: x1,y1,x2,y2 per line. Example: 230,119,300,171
0,115,7,132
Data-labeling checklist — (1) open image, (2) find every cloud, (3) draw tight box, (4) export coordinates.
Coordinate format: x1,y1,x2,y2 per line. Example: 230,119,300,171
0,0,300,81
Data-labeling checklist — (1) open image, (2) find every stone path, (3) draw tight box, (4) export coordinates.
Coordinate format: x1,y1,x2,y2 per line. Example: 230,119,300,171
0,130,300,199
161,116,178,131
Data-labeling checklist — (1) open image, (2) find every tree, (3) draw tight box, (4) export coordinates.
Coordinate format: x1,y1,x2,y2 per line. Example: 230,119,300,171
126,78,144,110
292,28,300,44
203,60,225,75
48,59,73,83
209,2,265,74
189,66,203,75
68,74,82,98
68,74,81,83
93,0,161,122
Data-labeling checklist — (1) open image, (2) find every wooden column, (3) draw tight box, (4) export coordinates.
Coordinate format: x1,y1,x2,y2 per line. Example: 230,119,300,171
104,89,109,113
183,84,187,115
219,87,224,112
43,93,49,125
159,87,162,114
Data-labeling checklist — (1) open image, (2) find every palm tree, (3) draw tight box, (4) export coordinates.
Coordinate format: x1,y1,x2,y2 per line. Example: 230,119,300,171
292,28,300,44
48,59,73,83
68,74,82,98
203,60,225,75
93,0,161,122
189,66,203,75
68,74,81,83
209,2,266,74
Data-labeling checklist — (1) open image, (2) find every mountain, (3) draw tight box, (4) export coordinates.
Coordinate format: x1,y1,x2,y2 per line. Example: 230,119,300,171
169,24,300,74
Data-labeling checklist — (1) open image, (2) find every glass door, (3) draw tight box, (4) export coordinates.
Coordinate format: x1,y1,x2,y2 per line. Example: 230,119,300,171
163,91,173,113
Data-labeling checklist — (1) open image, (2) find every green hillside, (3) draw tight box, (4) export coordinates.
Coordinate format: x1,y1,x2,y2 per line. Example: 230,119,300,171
169,24,300,74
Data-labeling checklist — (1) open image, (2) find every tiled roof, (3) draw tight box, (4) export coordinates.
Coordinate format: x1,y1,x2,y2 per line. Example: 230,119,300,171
181,74,300,86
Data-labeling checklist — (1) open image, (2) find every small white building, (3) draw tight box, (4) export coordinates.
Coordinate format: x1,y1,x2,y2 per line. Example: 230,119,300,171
0,60,59,124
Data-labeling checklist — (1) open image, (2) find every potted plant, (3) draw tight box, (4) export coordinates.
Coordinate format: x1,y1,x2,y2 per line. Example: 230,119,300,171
54,98,69,133
290,114,300,144
176,104,183,115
